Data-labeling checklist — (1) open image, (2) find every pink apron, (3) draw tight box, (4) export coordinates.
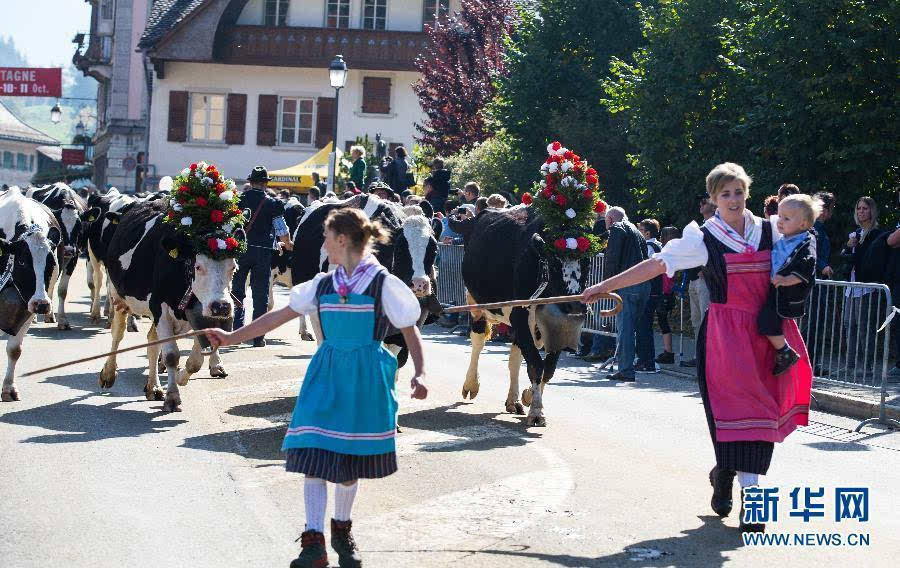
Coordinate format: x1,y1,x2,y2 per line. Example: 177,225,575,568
704,249,812,443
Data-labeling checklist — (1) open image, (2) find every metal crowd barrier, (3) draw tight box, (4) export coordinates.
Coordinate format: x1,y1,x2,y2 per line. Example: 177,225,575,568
434,244,897,431
797,280,899,432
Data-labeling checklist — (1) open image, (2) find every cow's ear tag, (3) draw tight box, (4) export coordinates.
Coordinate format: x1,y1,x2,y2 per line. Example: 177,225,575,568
169,248,179,259
112,219,119,225
88,216,95,222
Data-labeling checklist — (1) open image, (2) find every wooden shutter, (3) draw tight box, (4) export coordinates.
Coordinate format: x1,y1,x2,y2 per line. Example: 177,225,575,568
256,94,278,146
315,97,336,149
362,77,391,114
225,93,247,145
167,90,188,142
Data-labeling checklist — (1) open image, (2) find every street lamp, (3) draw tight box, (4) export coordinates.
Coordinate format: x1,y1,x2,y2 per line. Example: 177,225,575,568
50,103,62,124
328,54,348,193
75,120,85,137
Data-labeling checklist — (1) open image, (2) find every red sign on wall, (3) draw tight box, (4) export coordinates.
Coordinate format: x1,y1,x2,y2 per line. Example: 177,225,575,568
0,68,62,97
61,149,86,165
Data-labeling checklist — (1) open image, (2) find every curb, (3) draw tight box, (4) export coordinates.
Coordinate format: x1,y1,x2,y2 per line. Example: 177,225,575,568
659,366,900,427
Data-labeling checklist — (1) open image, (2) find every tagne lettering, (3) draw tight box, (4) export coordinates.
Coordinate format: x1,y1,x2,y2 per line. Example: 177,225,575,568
0,69,37,82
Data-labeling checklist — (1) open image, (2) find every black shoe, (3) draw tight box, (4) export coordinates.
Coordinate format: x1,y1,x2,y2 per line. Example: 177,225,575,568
290,530,330,568
773,345,800,375
679,358,697,368
739,488,766,534
606,371,635,382
253,337,267,348
655,351,675,364
709,466,735,517
330,519,362,568
634,361,658,373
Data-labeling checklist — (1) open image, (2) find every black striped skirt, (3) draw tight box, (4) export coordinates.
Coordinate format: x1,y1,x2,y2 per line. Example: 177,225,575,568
285,448,398,483
697,317,774,475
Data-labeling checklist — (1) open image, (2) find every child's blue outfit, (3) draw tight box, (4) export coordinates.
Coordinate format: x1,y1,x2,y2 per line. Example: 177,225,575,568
283,256,420,482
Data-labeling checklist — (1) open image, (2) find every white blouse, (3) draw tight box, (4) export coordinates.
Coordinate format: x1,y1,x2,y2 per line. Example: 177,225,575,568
652,212,770,277
288,272,422,329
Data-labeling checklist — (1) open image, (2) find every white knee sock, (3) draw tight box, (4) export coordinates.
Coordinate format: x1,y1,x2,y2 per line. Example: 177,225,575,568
304,477,327,532
737,471,760,488
334,481,359,522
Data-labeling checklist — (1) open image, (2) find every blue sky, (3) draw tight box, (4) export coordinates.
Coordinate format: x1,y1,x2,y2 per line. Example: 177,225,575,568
4,0,93,67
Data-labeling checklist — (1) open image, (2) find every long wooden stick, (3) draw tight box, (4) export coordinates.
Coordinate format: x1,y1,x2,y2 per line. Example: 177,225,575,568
20,329,205,378
444,292,623,318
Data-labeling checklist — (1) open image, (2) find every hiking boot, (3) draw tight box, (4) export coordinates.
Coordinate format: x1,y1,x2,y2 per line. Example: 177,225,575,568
634,361,658,373
739,488,766,534
679,358,697,368
773,345,799,375
253,336,267,348
330,519,362,568
605,371,635,382
709,466,735,517
290,530,329,568
655,351,675,364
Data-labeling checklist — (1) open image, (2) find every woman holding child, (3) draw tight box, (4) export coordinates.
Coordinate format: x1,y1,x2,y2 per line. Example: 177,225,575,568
583,163,814,534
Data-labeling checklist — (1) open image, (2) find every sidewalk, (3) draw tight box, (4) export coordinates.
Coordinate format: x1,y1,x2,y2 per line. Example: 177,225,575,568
644,331,900,428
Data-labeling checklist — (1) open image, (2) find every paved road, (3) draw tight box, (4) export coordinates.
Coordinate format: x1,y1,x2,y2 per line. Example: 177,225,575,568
2,262,898,567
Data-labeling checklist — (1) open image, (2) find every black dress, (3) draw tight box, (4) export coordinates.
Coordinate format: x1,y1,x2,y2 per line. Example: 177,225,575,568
696,221,775,475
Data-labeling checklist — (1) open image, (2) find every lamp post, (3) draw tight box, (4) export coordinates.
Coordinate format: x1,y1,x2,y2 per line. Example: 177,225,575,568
50,103,62,124
328,54,348,193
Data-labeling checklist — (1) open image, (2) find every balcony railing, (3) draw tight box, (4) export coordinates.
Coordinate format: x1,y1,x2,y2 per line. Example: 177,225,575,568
216,26,427,72
73,33,112,69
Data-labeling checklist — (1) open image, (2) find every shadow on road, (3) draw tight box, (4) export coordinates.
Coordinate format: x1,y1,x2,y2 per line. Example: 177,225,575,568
0,390,187,444
367,516,740,567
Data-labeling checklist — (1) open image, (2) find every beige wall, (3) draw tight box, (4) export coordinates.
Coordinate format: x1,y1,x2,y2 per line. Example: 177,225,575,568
148,61,423,179
237,0,463,31
0,140,41,188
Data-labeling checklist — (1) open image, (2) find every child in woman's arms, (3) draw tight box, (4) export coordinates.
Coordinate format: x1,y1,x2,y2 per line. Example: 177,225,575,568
759,194,820,375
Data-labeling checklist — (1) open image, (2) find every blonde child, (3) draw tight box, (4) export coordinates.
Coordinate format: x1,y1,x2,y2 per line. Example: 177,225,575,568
759,194,821,375
205,208,428,568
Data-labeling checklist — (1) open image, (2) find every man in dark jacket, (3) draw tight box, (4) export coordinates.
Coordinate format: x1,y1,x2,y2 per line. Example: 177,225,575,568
603,206,649,381
425,158,451,214
382,146,414,198
233,166,293,347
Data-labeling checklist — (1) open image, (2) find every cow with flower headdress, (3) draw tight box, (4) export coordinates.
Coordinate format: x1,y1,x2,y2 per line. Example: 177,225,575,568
99,161,246,412
453,142,608,427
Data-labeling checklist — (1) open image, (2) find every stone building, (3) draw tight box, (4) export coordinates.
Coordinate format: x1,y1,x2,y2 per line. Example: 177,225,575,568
74,0,152,192
136,0,458,183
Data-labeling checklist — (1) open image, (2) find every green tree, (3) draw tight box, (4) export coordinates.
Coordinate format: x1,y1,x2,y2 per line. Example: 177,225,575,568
604,0,749,227
732,0,899,229
490,0,646,201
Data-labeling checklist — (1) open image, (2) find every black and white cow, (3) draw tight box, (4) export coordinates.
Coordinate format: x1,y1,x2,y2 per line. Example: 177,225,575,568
25,183,100,329
267,198,314,340
0,187,62,401
84,188,137,326
457,207,589,427
102,200,238,412
290,194,441,365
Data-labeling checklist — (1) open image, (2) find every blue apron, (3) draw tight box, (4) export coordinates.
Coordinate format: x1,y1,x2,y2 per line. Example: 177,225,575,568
282,291,399,456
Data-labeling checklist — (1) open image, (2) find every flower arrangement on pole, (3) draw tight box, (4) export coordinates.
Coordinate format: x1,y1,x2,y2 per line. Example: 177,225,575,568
161,161,247,259
520,141,608,260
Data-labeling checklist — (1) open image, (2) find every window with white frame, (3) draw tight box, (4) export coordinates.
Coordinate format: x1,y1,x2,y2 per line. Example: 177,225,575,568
16,153,27,171
265,0,290,26
279,97,315,145
189,93,226,143
326,0,350,29
2,152,12,169
423,0,449,26
101,0,114,20
363,0,387,30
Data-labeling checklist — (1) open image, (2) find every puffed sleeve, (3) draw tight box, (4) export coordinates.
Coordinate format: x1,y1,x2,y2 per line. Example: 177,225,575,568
651,221,709,277
381,274,422,328
288,273,328,314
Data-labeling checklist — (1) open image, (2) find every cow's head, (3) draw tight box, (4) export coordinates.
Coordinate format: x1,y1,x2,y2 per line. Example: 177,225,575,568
3,224,60,315
161,231,241,324
392,212,442,322
530,234,589,351
52,202,99,259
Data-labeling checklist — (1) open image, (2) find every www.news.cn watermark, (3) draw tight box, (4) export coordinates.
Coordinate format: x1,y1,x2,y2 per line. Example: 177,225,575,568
740,486,871,547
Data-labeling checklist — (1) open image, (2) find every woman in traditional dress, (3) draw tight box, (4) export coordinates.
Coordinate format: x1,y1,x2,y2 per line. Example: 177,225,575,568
582,163,812,533
206,208,428,567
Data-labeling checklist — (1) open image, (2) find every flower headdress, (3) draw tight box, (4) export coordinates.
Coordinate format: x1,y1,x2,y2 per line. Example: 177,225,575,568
521,142,608,260
161,161,247,259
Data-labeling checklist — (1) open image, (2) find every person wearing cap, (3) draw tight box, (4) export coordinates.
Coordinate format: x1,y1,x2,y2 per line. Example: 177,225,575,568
233,166,293,347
